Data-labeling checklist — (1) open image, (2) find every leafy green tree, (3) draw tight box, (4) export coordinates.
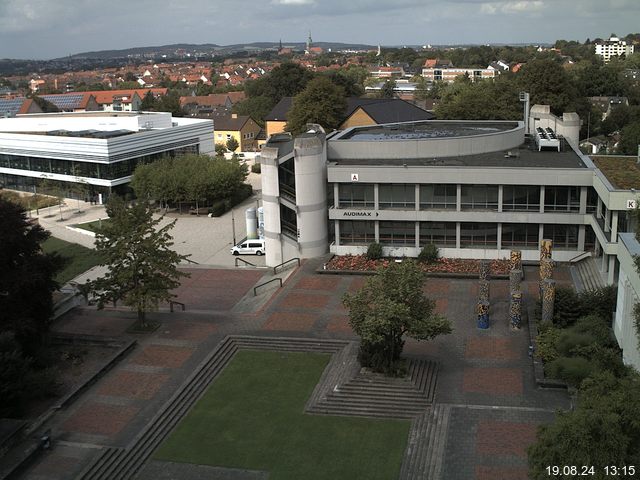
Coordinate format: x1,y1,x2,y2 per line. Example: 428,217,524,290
215,143,227,157
285,76,347,134
528,371,640,479
245,62,314,103
618,122,640,155
232,96,273,126
140,91,158,110
226,137,239,152
343,261,452,374
30,95,59,113
87,197,190,327
379,79,397,99
0,197,63,355
518,58,580,115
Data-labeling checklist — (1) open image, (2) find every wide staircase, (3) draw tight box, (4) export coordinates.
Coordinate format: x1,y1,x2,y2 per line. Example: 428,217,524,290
572,256,606,292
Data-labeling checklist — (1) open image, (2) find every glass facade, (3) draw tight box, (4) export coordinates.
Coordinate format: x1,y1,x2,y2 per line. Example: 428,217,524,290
280,204,297,239
338,184,374,209
460,223,497,248
544,186,580,212
379,221,415,245
543,224,579,249
419,222,456,247
461,185,498,210
379,184,415,209
339,220,375,245
278,158,296,201
420,185,456,210
502,223,539,247
502,185,540,211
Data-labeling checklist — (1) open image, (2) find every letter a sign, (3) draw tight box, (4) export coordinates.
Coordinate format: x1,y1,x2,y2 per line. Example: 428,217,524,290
351,173,359,182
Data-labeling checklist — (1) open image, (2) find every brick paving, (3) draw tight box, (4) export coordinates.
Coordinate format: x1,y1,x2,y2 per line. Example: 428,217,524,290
96,371,170,400
62,402,139,437
20,262,574,480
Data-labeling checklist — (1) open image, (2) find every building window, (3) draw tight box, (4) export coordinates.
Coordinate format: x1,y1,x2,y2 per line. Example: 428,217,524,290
280,204,297,240
544,186,580,212
501,223,539,248
460,223,497,248
379,184,415,209
586,187,598,214
226,134,232,141
338,184,374,209
502,185,540,211
420,184,456,209
339,220,375,245
379,221,415,246
543,224,579,249
278,158,296,201
419,222,456,247
461,185,498,211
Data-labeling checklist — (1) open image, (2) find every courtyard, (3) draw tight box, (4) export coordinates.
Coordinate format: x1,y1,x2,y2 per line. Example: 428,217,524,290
16,258,571,480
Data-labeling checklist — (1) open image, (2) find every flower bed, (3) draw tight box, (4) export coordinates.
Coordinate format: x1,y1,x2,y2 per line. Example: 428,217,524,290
325,255,511,276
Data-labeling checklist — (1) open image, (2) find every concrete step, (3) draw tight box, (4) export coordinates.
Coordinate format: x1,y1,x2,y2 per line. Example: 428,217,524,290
307,403,422,419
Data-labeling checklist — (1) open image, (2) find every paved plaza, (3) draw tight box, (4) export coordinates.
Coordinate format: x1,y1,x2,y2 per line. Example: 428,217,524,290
15,256,572,480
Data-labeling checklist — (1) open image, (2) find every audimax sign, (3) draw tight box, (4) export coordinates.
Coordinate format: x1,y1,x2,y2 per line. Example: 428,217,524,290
342,211,379,217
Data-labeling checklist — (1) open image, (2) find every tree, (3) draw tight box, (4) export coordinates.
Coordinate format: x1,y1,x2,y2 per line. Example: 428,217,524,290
285,76,347,135
87,197,190,327
140,91,158,110
226,137,239,153
30,95,59,113
342,261,452,374
244,62,314,103
232,96,273,126
215,143,227,157
379,79,397,99
528,371,640,479
0,197,63,355
618,122,640,155
518,58,580,115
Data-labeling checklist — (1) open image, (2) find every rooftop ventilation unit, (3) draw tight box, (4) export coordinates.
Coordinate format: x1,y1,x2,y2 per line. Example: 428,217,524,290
534,127,560,152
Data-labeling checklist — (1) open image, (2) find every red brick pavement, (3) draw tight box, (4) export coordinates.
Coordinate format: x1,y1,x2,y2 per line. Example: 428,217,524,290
403,338,440,356
347,277,367,293
62,402,139,437
294,276,340,291
97,371,170,400
171,269,263,310
462,367,523,395
435,298,448,315
476,420,538,457
158,322,218,342
465,337,521,360
262,312,317,332
131,345,194,369
326,315,353,334
475,466,529,480
26,454,82,478
52,314,133,337
279,292,330,309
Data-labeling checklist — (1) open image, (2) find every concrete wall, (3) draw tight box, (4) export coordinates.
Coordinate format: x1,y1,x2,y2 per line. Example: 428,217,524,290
259,146,283,266
328,121,524,160
614,233,640,371
529,105,581,147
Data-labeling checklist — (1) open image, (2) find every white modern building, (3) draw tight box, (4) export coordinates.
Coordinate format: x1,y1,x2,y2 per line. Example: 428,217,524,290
0,111,214,201
614,233,640,371
595,36,635,63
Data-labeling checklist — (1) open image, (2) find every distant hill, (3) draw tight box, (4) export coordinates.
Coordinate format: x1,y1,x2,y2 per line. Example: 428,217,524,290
60,42,377,60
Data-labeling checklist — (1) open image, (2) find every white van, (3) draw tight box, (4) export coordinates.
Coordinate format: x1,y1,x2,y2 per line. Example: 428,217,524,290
231,239,265,256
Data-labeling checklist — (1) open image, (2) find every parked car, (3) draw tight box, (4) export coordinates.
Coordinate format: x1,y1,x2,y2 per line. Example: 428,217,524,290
231,239,265,256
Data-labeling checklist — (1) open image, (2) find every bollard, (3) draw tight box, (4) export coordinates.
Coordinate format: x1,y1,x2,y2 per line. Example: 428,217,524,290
476,300,490,329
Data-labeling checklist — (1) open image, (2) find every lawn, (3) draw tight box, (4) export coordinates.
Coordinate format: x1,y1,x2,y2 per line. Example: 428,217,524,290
155,350,410,480
42,237,103,285
74,218,111,233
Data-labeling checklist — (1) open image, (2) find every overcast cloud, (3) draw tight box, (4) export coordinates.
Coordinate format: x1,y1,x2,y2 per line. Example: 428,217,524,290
0,0,637,59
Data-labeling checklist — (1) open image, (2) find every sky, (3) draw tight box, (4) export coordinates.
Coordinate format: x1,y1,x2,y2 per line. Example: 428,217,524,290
0,0,638,60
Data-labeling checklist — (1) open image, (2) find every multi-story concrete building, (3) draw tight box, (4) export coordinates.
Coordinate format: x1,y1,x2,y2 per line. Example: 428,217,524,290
260,106,640,370
421,66,496,83
595,36,635,63
0,111,214,202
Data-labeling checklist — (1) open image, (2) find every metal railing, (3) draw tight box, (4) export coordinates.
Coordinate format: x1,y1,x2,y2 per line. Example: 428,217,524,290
235,257,256,267
273,257,300,275
568,251,592,263
253,277,283,296
169,300,185,312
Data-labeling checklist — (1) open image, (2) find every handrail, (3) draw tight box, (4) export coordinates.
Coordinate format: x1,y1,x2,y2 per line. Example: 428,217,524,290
169,300,185,312
235,257,256,267
568,251,592,263
184,257,200,265
273,257,300,274
253,277,282,296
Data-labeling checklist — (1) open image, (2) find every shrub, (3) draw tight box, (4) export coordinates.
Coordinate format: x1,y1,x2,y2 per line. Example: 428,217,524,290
545,356,598,387
251,163,261,174
556,330,599,357
572,314,614,347
535,326,561,362
579,285,617,321
553,287,582,327
208,200,227,217
358,340,407,377
418,244,439,264
366,242,383,260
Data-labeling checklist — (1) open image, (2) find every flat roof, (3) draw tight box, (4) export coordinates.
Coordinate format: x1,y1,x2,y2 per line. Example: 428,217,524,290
591,155,640,190
329,139,587,169
337,121,519,141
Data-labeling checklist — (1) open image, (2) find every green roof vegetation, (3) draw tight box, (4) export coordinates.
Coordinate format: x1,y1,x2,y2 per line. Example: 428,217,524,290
592,155,640,190
155,350,410,480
